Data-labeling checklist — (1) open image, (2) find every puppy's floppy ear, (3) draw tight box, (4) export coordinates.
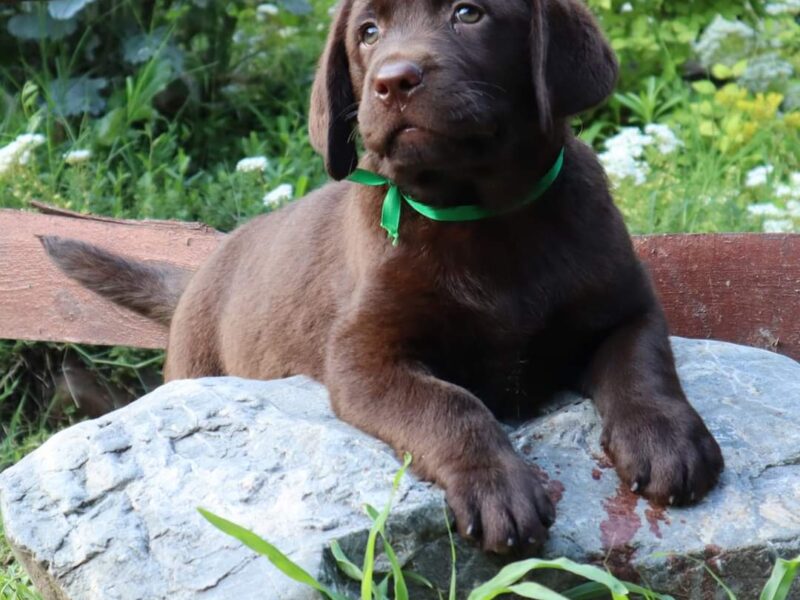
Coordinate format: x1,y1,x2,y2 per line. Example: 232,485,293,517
530,0,618,128
309,1,358,180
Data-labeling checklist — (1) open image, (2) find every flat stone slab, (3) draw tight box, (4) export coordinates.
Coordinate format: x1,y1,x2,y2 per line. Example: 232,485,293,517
1,338,798,599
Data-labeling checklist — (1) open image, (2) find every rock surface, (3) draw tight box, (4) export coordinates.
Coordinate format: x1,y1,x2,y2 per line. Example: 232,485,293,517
1,338,799,600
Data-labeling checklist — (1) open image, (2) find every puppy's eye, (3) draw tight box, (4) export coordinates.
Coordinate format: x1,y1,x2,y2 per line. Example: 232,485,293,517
360,23,380,45
454,4,483,24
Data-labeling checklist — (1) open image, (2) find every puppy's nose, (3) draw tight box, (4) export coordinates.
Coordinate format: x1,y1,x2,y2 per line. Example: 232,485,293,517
374,61,423,105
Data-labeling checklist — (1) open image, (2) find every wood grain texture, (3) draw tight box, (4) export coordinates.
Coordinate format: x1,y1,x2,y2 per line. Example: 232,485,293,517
634,234,800,360
0,208,224,349
1,208,797,360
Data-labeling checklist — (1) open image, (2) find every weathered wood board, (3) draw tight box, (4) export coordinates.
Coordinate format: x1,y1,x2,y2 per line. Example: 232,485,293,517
0,205,224,349
1,206,798,359
635,234,799,359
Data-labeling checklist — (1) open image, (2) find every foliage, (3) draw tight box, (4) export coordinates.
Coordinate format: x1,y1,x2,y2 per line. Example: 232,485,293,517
202,458,800,600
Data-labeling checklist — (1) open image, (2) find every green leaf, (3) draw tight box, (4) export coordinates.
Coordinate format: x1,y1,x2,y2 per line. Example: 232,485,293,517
404,571,440,592
444,505,458,600
381,536,409,600
692,81,717,96
623,581,676,599
563,582,611,599
506,582,571,599
197,508,347,600
732,60,748,78
712,64,732,80
96,107,127,146
7,13,77,41
361,453,413,600
564,580,675,600
48,0,97,20
468,557,629,600
330,540,364,582
760,556,800,600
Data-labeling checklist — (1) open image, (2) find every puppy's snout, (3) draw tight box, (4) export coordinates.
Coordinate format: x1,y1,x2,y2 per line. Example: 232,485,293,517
374,61,423,105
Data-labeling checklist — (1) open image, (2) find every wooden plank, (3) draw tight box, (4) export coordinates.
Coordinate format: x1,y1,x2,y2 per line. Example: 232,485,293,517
634,234,800,360
0,207,224,349
1,207,798,360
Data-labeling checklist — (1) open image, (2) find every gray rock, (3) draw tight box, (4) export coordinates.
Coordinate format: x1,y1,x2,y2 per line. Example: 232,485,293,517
1,338,799,600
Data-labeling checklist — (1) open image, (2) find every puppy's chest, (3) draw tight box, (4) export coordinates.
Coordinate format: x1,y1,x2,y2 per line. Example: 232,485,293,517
422,270,545,364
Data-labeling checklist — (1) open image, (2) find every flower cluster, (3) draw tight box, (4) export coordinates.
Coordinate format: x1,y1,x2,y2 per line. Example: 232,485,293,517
765,0,800,15
263,183,293,207
235,156,269,173
64,149,92,165
599,124,683,185
694,16,756,69
745,166,800,233
0,133,45,175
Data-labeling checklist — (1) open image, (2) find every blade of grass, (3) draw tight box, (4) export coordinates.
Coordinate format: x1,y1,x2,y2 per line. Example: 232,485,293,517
330,540,364,582
675,554,736,600
622,581,675,600
405,571,443,600
760,555,800,600
506,582,572,599
468,557,629,600
381,536,409,600
562,582,610,599
197,508,347,600
443,504,457,600
361,453,412,600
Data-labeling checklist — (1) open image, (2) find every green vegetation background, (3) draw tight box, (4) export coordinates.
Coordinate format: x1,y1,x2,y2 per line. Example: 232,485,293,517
0,1,798,596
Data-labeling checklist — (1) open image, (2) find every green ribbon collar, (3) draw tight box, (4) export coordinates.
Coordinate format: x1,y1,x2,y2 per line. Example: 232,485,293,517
348,147,565,245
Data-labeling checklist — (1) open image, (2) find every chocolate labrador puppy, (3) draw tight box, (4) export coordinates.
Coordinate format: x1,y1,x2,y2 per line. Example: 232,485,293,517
44,0,723,554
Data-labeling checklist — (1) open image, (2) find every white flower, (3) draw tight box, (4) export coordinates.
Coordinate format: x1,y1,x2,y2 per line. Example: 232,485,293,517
765,0,800,15
747,202,786,217
694,15,756,69
257,3,279,16
787,200,800,218
263,184,294,207
775,184,792,199
762,219,795,233
64,149,92,165
745,165,774,188
0,133,46,174
643,124,683,154
739,53,794,93
278,26,299,38
620,2,633,12
599,125,681,185
236,156,269,173
604,127,652,158
599,148,649,185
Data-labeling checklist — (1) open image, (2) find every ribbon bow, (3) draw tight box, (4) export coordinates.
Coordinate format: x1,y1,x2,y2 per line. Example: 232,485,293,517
348,147,565,246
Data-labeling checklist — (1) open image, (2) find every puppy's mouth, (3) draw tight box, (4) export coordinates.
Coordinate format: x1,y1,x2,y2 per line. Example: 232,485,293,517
367,121,499,169
389,125,442,147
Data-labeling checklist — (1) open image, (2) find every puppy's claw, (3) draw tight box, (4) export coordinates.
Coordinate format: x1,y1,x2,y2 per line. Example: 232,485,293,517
630,481,639,493
527,537,537,545
466,523,475,538
507,536,516,548
668,495,675,505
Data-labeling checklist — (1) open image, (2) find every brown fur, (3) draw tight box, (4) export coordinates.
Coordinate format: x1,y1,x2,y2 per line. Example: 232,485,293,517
43,0,723,555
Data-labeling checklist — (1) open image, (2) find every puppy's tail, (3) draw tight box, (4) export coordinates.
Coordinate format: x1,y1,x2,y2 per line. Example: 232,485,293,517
40,236,192,326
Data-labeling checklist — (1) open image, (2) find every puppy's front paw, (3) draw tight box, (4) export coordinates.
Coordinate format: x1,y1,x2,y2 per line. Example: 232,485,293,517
442,454,555,555
602,403,724,506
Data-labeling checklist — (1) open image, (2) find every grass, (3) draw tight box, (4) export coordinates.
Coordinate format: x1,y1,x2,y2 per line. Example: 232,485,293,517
200,457,800,600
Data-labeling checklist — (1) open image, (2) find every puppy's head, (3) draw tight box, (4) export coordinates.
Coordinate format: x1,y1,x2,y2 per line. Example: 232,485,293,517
309,0,618,182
